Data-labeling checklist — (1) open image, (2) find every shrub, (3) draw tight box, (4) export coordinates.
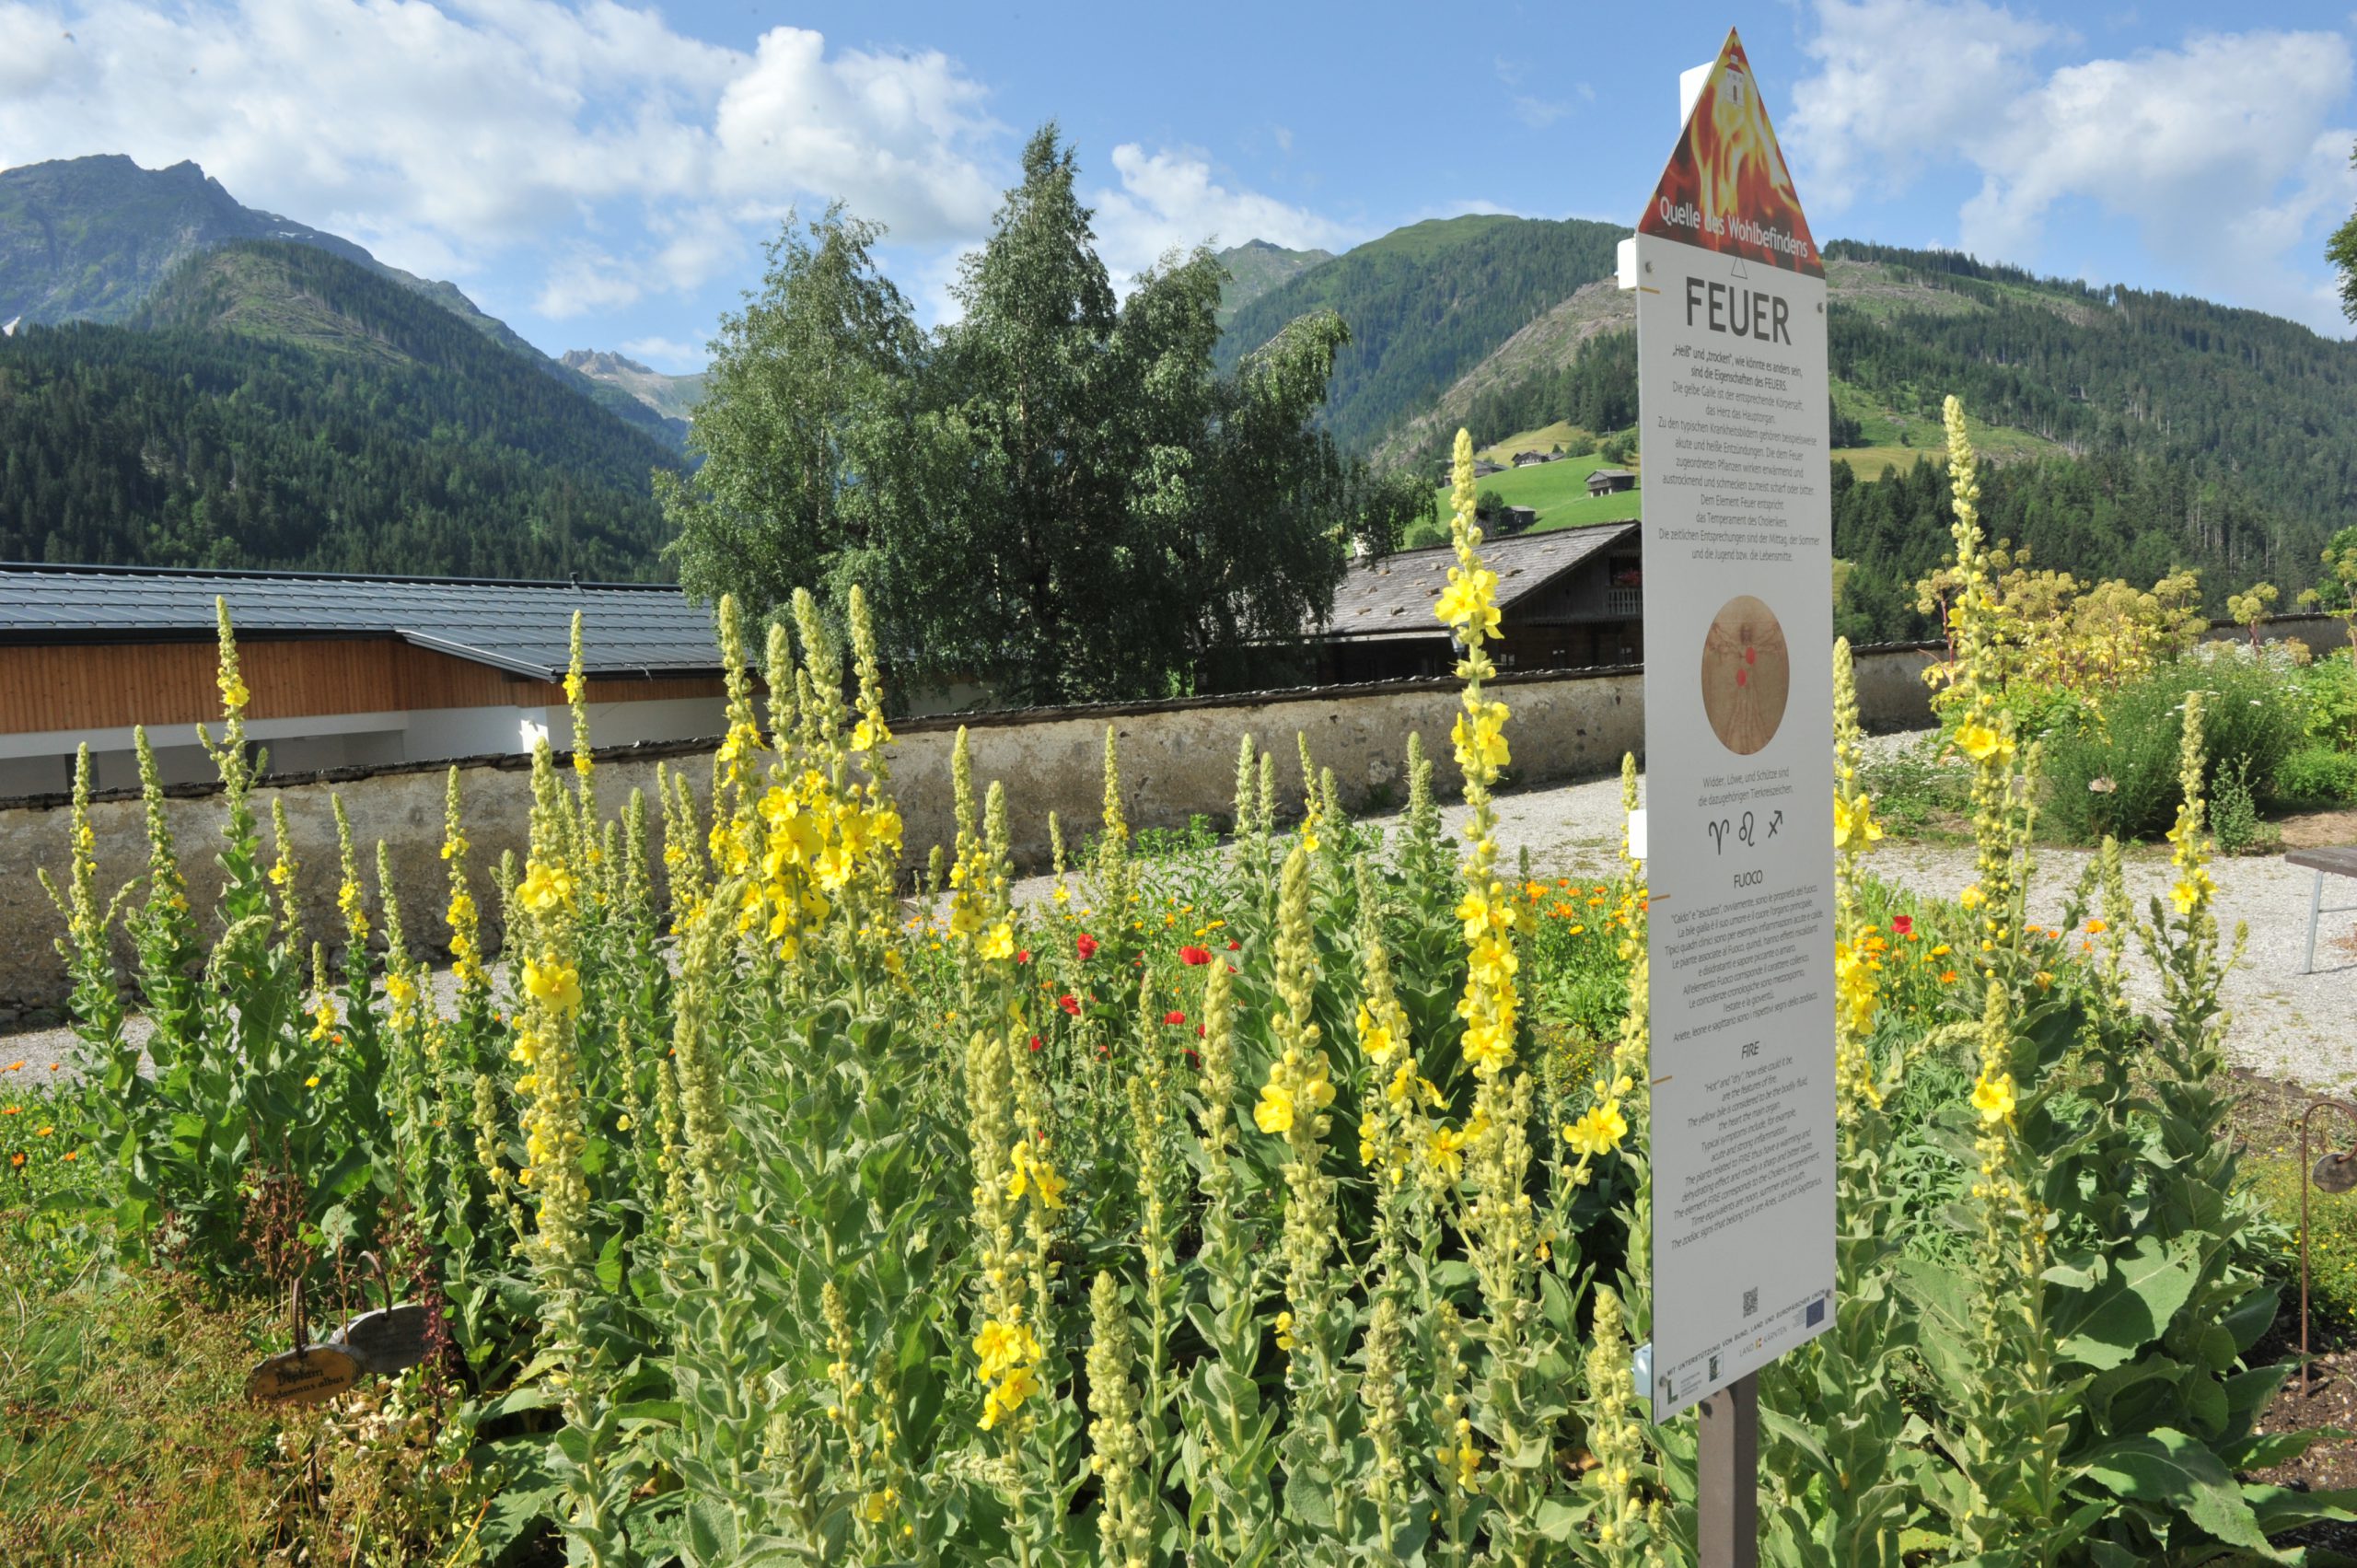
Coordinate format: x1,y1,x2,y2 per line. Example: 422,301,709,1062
2294,646,2357,750
2044,645,2310,841
2276,746,2357,806
2212,755,2266,854
1856,734,1970,835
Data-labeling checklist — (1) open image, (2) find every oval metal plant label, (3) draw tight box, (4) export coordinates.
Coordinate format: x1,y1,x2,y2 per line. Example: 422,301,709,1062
245,1345,361,1406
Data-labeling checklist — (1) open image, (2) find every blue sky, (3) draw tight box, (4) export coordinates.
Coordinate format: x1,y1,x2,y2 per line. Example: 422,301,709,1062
7,0,2357,366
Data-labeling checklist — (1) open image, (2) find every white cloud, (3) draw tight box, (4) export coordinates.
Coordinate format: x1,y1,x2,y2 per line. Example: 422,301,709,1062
0,0,1005,310
1958,32,2354,285
1792,3,2357,331
620,335,709,371
711,28,1004,245
1090,145,1356,286
1789,0,2059,213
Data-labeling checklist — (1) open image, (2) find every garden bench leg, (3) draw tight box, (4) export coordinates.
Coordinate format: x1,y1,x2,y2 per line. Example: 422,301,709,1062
2309,869,2325,978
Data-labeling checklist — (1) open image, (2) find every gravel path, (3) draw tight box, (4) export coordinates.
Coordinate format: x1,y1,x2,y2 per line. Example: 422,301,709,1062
8,734,2353,1091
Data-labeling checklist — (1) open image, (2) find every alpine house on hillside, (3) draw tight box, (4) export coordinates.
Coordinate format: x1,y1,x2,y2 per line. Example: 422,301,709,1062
0,564,735,798
1293,522,1643,687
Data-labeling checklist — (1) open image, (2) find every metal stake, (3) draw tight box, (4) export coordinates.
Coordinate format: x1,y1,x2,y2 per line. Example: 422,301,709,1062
2298,1098,2357,1391
1697,1373,1759,1567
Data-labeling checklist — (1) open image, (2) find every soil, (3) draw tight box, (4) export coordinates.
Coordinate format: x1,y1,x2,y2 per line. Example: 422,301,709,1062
2282,807,2357,852
2232,1068,2357,1551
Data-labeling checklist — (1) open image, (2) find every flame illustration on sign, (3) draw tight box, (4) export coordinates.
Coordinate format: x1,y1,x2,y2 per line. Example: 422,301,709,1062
1638,29,1821,278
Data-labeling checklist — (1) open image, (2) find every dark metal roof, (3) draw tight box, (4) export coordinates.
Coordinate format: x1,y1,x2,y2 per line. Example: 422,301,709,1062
0,563,723,680
1317,522,1637,643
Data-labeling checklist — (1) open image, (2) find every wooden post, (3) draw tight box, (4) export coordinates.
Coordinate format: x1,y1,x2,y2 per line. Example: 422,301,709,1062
1697,1373,1759,1568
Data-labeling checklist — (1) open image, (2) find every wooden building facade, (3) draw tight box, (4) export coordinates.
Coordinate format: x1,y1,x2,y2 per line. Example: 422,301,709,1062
0,565,735,798
1298,522,1643,686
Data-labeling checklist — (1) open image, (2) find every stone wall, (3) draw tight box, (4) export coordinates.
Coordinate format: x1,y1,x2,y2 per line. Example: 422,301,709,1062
0,645,1942,1016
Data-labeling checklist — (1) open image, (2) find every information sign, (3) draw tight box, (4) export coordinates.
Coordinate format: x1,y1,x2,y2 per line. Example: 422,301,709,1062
1632,29,1837,1419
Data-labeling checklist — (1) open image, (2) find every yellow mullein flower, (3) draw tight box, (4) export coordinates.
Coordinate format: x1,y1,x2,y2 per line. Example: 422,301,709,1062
517,862,576,913
524,957,582,1015
1005,1142,1067,1210
1254,1082,1296,1135
980,923,1016,961
1434,564,1503,639
1832,794,1884,849
1954,723,2010,761
1563,1099,1629,1156
1970,1072,2016,1124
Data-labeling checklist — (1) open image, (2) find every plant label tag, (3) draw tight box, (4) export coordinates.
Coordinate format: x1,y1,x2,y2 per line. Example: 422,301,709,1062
332,1304,431,1375
246,1345,361,1406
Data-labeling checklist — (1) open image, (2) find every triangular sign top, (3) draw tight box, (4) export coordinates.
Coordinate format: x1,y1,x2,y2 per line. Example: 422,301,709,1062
1636,29,1822,278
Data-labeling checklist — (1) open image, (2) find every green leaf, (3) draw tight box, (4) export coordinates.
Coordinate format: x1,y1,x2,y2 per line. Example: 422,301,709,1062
2077,1427,2271,1552
683,1494,740,1566
2049,1237,2200,1370
2223,1285,2279,1356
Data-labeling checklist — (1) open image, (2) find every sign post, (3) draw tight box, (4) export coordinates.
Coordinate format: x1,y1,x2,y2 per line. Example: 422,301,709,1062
1624,29,1838,1565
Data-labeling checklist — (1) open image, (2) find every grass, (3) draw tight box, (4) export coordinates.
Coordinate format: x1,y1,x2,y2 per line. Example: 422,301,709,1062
1830,377,2052,481
2,1073,292,1566
1474,421,1592,465
0,1260,287,1565
1432,447,1643,533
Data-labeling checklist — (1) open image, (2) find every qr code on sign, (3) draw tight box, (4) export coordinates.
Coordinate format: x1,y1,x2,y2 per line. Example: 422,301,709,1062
1742,1286,1759,1318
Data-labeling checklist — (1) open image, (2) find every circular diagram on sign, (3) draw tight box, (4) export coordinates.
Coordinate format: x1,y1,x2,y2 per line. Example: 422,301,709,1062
1699,595,1790,756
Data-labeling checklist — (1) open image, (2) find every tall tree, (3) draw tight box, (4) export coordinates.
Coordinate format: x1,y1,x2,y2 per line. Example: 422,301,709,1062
658,206,922,618
663,126,1383,706
2329,143,2357,323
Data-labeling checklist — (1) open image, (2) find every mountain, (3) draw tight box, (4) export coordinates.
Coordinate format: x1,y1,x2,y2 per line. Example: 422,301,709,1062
563,349,706,424
1213,214,1626,452
0,154,686,447
1236,215,2356,637
1213,239,1333,329
0,239,680,578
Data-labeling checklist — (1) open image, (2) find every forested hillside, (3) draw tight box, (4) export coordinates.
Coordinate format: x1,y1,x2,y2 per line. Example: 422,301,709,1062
1213,215,1624,450
1241,226,2356,636
0,241,679,578
1213,239,1334,327
0,154,687,447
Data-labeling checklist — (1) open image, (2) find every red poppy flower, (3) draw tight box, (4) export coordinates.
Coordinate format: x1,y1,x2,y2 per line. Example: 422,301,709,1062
1179,946,1212,966
1058,994,1081,1016
1076,933,1099,961
1097,1043,1110,1058
1197,1023,1206,1037
1164,1010,1186,1026
1028,1034,1042,1051
1016,949,1031,964
1891,915,1914,936
1227,939,1240,950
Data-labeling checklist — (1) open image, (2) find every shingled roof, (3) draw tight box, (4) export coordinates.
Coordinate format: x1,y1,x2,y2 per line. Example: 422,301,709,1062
1317,522,1637,643
0,563,722,680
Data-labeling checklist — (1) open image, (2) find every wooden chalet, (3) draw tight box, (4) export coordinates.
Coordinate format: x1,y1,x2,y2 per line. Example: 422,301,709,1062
1586,467,1637,495
1301,522,1643,684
